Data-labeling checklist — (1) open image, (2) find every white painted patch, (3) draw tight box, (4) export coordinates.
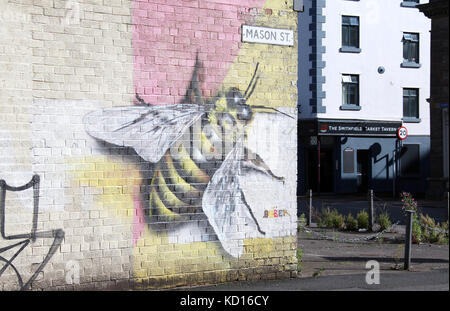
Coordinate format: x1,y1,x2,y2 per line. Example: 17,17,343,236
167,108,298,250
30,99,100,211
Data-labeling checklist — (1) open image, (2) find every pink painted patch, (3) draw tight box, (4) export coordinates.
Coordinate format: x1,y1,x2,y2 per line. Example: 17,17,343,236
132,186,146,246
131,0,266,105
131,0,266,242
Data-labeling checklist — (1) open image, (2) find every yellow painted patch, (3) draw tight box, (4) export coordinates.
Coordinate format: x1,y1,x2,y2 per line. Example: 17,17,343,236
132,0,297,284
68,156,141,221
243,238,275,255
67,0,297,287
221,0,298,110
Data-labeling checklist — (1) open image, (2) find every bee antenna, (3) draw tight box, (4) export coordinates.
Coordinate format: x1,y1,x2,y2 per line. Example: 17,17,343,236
244,62,260,99
245,76,259,101
251,105,295,119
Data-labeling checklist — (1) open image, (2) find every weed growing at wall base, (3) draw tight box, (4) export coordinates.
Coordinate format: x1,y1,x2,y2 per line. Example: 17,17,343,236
297,213,306,231
419,215,449,244
377,212,392,231
318,208,345,229
296,248,303,272
356,210,369,230
345,213,358,231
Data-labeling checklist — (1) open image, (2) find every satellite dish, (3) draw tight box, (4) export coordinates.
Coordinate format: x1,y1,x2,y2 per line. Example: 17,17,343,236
378,66,385,74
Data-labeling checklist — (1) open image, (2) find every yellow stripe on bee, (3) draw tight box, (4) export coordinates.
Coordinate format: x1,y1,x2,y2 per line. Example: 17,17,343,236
150,187,182,221
155,170,188,208
176,144,210,184
147,169,157,217
164,152,200,194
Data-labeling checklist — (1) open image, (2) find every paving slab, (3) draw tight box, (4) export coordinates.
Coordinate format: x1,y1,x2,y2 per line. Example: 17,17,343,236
298,228,449,278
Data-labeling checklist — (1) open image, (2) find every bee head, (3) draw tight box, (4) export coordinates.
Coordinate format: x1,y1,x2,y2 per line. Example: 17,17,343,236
226,87,253,122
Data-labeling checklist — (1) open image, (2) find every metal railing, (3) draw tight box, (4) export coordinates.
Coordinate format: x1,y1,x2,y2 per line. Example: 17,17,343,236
298,189,400,230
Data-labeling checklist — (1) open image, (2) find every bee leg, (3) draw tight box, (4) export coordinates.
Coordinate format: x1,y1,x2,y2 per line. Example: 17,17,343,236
267,170,285,184
244,149,285,184
240,190,266,235
243,160,286,184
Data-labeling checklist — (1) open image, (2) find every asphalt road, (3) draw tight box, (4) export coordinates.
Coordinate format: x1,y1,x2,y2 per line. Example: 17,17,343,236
178,229,449,292
183,269,449,291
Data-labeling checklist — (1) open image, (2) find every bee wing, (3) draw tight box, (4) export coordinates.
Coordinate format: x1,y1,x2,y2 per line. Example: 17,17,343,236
83,104,206,163
202,142,265,258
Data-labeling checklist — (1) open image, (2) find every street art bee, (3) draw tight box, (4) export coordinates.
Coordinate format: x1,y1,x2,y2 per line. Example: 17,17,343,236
83,60,293,258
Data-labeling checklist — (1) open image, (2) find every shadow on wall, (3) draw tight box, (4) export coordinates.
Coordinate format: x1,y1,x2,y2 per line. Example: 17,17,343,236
333,138,430,195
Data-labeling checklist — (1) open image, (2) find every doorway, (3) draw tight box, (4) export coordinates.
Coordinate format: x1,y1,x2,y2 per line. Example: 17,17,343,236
356,150,371,193
320,148,334,193
306,147,334,193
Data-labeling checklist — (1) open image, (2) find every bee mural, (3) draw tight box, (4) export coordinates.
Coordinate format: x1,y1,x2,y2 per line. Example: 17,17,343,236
83,59,294,258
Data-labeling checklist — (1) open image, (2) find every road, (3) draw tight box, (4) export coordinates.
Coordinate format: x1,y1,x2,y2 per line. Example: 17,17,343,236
183,269,449,291
178,229,449,292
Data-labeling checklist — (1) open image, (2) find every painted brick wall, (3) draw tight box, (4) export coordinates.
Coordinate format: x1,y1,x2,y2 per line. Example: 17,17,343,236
0,0,298,290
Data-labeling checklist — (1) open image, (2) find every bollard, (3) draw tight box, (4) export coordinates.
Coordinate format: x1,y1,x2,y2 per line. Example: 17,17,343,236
308,189,312,226
368,189,374,232
404,210,415,270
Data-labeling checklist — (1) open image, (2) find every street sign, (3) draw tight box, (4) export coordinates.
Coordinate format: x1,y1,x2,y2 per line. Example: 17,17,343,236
242,25,294,46
397,126,408,140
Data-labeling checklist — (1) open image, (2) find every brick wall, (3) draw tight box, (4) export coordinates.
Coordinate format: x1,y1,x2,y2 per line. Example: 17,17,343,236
1,0,298,290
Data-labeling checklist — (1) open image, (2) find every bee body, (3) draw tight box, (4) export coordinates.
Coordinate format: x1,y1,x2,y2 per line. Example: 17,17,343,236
83,61,292,257
148,95,247,225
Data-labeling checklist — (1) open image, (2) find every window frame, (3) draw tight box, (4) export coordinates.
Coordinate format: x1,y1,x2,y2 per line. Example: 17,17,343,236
402,88,420,122
341,15,361,53
341,74,361,110
402,32,421,68
401,0,420,8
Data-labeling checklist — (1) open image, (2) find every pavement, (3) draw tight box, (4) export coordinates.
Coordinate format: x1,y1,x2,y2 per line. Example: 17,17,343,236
171,196,449,292
184,269,449,291
297,226,449,278
179,224,449,291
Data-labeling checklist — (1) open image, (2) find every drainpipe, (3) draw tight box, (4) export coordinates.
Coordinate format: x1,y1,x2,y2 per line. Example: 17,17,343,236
318,137,321,195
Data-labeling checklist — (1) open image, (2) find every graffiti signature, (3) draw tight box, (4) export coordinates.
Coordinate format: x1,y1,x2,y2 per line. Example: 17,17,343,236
0,175,64,291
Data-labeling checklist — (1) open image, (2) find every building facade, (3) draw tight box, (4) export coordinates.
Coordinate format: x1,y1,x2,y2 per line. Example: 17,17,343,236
298,0,431,195
418,0,449,199
1,0,298,290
